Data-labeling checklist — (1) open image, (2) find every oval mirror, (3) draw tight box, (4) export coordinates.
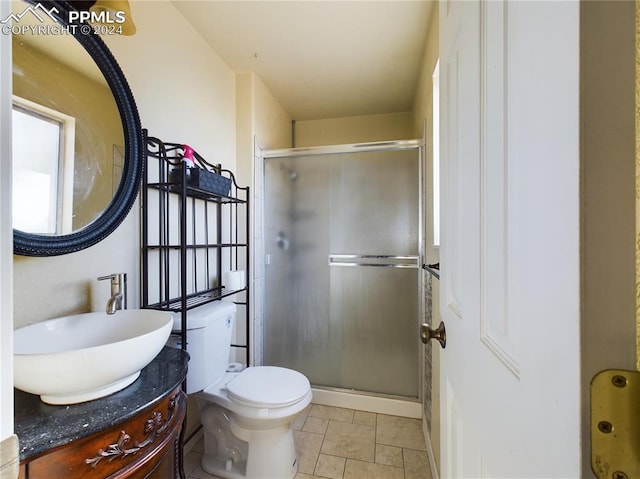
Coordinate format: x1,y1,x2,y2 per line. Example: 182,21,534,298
11,0,142,256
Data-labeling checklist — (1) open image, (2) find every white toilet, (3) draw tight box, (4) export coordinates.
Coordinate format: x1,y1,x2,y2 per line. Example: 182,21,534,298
170,302,312,479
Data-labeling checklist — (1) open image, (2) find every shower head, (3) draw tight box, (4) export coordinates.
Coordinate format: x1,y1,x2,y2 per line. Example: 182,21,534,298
276,231,290,250
278,162,298,181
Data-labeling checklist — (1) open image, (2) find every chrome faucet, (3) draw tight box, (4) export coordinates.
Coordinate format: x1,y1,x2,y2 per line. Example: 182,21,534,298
98,273,127,315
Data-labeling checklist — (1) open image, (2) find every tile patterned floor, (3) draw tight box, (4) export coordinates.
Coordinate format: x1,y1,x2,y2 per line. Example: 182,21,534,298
184,404,433,479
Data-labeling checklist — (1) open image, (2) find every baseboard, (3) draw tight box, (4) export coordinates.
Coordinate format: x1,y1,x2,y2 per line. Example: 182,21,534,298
311,387,422,419
183,427,203,455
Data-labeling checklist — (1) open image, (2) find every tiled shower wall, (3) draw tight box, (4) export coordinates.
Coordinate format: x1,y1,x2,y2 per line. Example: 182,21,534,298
422,270,433,433
421,267,441,475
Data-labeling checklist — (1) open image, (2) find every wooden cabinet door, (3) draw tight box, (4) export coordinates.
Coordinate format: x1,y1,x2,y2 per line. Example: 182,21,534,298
23,390,186,479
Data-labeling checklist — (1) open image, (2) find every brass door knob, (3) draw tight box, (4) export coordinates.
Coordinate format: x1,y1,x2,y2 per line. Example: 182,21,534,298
421,321,446,349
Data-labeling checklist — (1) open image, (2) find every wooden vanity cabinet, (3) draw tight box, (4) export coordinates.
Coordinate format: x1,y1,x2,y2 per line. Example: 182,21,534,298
19,387,186,479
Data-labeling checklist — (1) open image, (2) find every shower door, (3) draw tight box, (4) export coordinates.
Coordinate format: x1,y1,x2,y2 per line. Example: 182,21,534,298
263,146,420,398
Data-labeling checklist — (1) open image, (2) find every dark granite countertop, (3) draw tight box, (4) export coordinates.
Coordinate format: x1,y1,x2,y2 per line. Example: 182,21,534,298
15,346,189,462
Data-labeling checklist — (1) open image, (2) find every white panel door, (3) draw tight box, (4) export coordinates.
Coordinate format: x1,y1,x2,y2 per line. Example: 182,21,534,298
0,0,14,441
439,1,581,477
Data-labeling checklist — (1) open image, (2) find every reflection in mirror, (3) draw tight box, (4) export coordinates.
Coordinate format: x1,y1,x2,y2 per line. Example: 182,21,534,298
12,97,75,234
11,0,124,234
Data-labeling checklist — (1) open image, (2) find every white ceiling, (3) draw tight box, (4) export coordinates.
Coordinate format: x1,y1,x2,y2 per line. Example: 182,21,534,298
172,1,435,121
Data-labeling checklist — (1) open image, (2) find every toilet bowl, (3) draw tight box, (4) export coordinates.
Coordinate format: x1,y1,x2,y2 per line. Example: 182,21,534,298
198,366,312,479
168,302,312,479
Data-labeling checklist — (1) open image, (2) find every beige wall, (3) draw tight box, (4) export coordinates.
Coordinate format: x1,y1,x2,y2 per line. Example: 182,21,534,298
236,73,254,190
413,3,439,267
13,1,236,328
411,4,440,475
581,1,637,476
293,111,414,147
254,75,293,151
11,1,237,441
236,71,292,185
412,6,438,140
236,71,292,366
637,0,640,372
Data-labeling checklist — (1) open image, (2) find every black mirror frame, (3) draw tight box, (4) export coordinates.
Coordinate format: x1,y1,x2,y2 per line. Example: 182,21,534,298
13,0,143,256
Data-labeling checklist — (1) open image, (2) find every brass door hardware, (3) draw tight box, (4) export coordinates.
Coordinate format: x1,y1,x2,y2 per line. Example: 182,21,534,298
420,322,446,349
591,369,640,479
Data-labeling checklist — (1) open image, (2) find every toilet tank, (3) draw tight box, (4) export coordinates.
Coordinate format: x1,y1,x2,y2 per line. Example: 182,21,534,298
168,301,236,394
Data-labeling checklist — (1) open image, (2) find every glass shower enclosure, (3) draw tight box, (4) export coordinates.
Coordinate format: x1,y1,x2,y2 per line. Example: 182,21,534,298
263,142,421,398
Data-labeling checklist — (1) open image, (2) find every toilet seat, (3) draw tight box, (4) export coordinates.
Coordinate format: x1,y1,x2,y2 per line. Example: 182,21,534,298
226,366,310,408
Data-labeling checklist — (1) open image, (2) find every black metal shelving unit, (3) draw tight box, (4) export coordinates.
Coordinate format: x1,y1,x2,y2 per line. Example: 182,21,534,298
141,130,250,367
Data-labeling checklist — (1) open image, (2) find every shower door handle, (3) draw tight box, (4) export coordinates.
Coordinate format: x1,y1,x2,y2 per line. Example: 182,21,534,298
328,254,419,268
421,321,446,349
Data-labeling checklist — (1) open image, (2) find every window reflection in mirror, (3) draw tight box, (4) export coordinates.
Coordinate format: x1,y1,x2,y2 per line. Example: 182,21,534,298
12,97,75,234
11,6,125,234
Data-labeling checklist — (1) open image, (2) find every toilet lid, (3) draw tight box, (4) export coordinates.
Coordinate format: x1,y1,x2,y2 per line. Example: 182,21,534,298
226,366,310,407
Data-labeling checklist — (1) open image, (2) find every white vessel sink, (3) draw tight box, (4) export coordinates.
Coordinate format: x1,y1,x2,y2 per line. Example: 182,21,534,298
14,309,173,405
